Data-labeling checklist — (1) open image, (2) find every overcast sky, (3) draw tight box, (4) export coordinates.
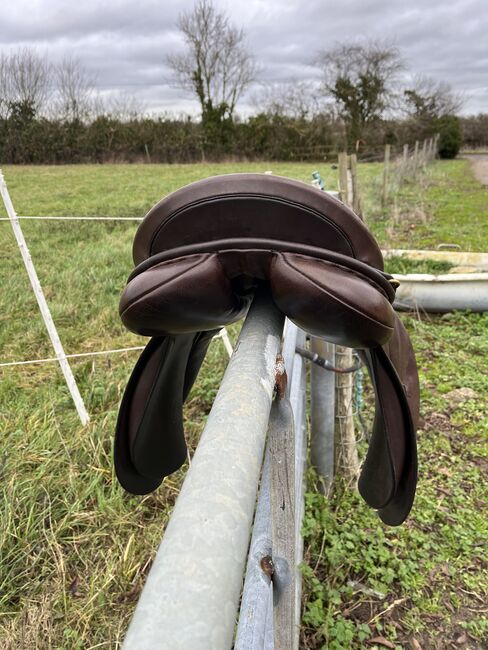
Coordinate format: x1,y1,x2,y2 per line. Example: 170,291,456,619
1,0,486,116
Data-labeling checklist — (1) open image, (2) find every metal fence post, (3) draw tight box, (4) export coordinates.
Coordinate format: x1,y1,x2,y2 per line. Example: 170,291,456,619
290,328,308,650
310,338,336,491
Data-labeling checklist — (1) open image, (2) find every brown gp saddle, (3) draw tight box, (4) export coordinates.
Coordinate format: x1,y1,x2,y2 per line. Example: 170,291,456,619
114,174,419,526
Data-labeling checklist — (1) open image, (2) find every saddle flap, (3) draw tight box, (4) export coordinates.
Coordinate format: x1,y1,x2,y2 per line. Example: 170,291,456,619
114,331,218,494
358,316,419,525
270,252,395,348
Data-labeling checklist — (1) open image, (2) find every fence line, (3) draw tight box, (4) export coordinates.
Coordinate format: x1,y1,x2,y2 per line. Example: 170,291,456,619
387,134,439,195
0,215,143,221
0,329,233,369
0,169,90,426
334,135,440,220
0,346,145,368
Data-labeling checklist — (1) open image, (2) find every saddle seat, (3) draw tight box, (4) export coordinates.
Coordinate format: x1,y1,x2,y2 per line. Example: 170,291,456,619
115,174,419,526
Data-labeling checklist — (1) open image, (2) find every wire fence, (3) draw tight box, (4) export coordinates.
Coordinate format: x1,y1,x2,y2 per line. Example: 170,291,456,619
0,329,233,369
0,215,143,221
0,170,233,425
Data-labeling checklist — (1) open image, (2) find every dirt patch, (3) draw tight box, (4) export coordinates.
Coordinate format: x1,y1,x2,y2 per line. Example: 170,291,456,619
463,154,488,186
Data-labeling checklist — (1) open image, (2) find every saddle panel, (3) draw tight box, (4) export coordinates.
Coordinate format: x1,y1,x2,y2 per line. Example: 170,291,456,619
120,252,250,336
269,253,395,348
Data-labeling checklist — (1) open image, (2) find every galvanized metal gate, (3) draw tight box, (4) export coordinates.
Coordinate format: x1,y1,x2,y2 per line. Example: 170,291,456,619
121,291,335,650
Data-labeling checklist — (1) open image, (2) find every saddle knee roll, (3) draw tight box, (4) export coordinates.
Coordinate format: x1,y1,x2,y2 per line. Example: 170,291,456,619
120,250,396,351
270,253,395,349
119,253,250,336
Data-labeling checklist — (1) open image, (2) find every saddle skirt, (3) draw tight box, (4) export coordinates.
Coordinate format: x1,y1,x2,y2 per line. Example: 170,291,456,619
115,173,419,526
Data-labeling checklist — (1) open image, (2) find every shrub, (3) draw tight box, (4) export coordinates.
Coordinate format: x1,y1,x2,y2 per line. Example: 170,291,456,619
435,115,462,159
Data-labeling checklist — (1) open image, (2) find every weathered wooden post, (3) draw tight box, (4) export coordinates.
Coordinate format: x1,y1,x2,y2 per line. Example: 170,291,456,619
334,347,359,480
413,140,420,176
349,153,361,217
338,151,349,204
381,143,391,208
335,164,360,481
421,139,428,166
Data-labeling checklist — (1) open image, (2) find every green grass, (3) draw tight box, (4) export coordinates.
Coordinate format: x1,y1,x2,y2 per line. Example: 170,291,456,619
301,311,488,649
3,159,485,252
0,160,487,648
367,159,488,251
0,162,338,218
384,256,454,275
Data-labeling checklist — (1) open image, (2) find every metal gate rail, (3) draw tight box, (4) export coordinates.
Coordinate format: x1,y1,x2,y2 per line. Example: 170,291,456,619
121,293,334,649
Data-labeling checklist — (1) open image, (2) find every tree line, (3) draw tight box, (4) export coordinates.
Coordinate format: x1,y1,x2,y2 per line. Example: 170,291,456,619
0,0,485,164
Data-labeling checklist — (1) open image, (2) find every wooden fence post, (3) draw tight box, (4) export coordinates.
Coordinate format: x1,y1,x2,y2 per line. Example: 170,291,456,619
413,141,420,175
349,153,361,216
431,137,437,160
381,143,391,208
334,348,359,481
422,139,428,166
269,396,296,650
338,151,349,205
335,160,360,482
403,143,409,162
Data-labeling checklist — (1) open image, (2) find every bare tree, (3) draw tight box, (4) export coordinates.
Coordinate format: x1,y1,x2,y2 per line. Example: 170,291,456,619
0,52,12,118
102,91,145,121
403,76,463,119
315,40,404,146
166,0,256,126
253,80,323,119
2,48,51,115
55,57,95,121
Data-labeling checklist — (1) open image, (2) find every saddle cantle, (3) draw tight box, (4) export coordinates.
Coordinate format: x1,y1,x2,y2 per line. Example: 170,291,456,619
114,174,419,526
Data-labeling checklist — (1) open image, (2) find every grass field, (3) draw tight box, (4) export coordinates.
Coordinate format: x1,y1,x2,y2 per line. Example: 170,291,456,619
0,160,487,649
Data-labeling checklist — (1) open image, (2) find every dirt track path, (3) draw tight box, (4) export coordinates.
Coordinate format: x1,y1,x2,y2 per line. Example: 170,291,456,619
463,153,488,186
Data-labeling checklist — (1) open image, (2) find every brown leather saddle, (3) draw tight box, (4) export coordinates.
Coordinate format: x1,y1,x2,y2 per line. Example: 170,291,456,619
115,174,419,526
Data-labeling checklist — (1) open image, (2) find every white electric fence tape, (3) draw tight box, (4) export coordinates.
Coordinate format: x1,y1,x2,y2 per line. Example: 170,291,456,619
0,330,233,369
0,346,146,368
0,216,143,221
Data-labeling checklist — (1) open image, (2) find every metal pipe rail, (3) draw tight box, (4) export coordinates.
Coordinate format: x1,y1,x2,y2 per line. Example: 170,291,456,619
122,297,336,649
122,291,284,650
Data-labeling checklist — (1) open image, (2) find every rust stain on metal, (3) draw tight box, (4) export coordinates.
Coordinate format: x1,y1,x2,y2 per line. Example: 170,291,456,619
260,555,275,578
274,354,287,398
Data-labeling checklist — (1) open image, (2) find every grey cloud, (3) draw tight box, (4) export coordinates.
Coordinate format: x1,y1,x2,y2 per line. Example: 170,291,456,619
1,0,486,114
